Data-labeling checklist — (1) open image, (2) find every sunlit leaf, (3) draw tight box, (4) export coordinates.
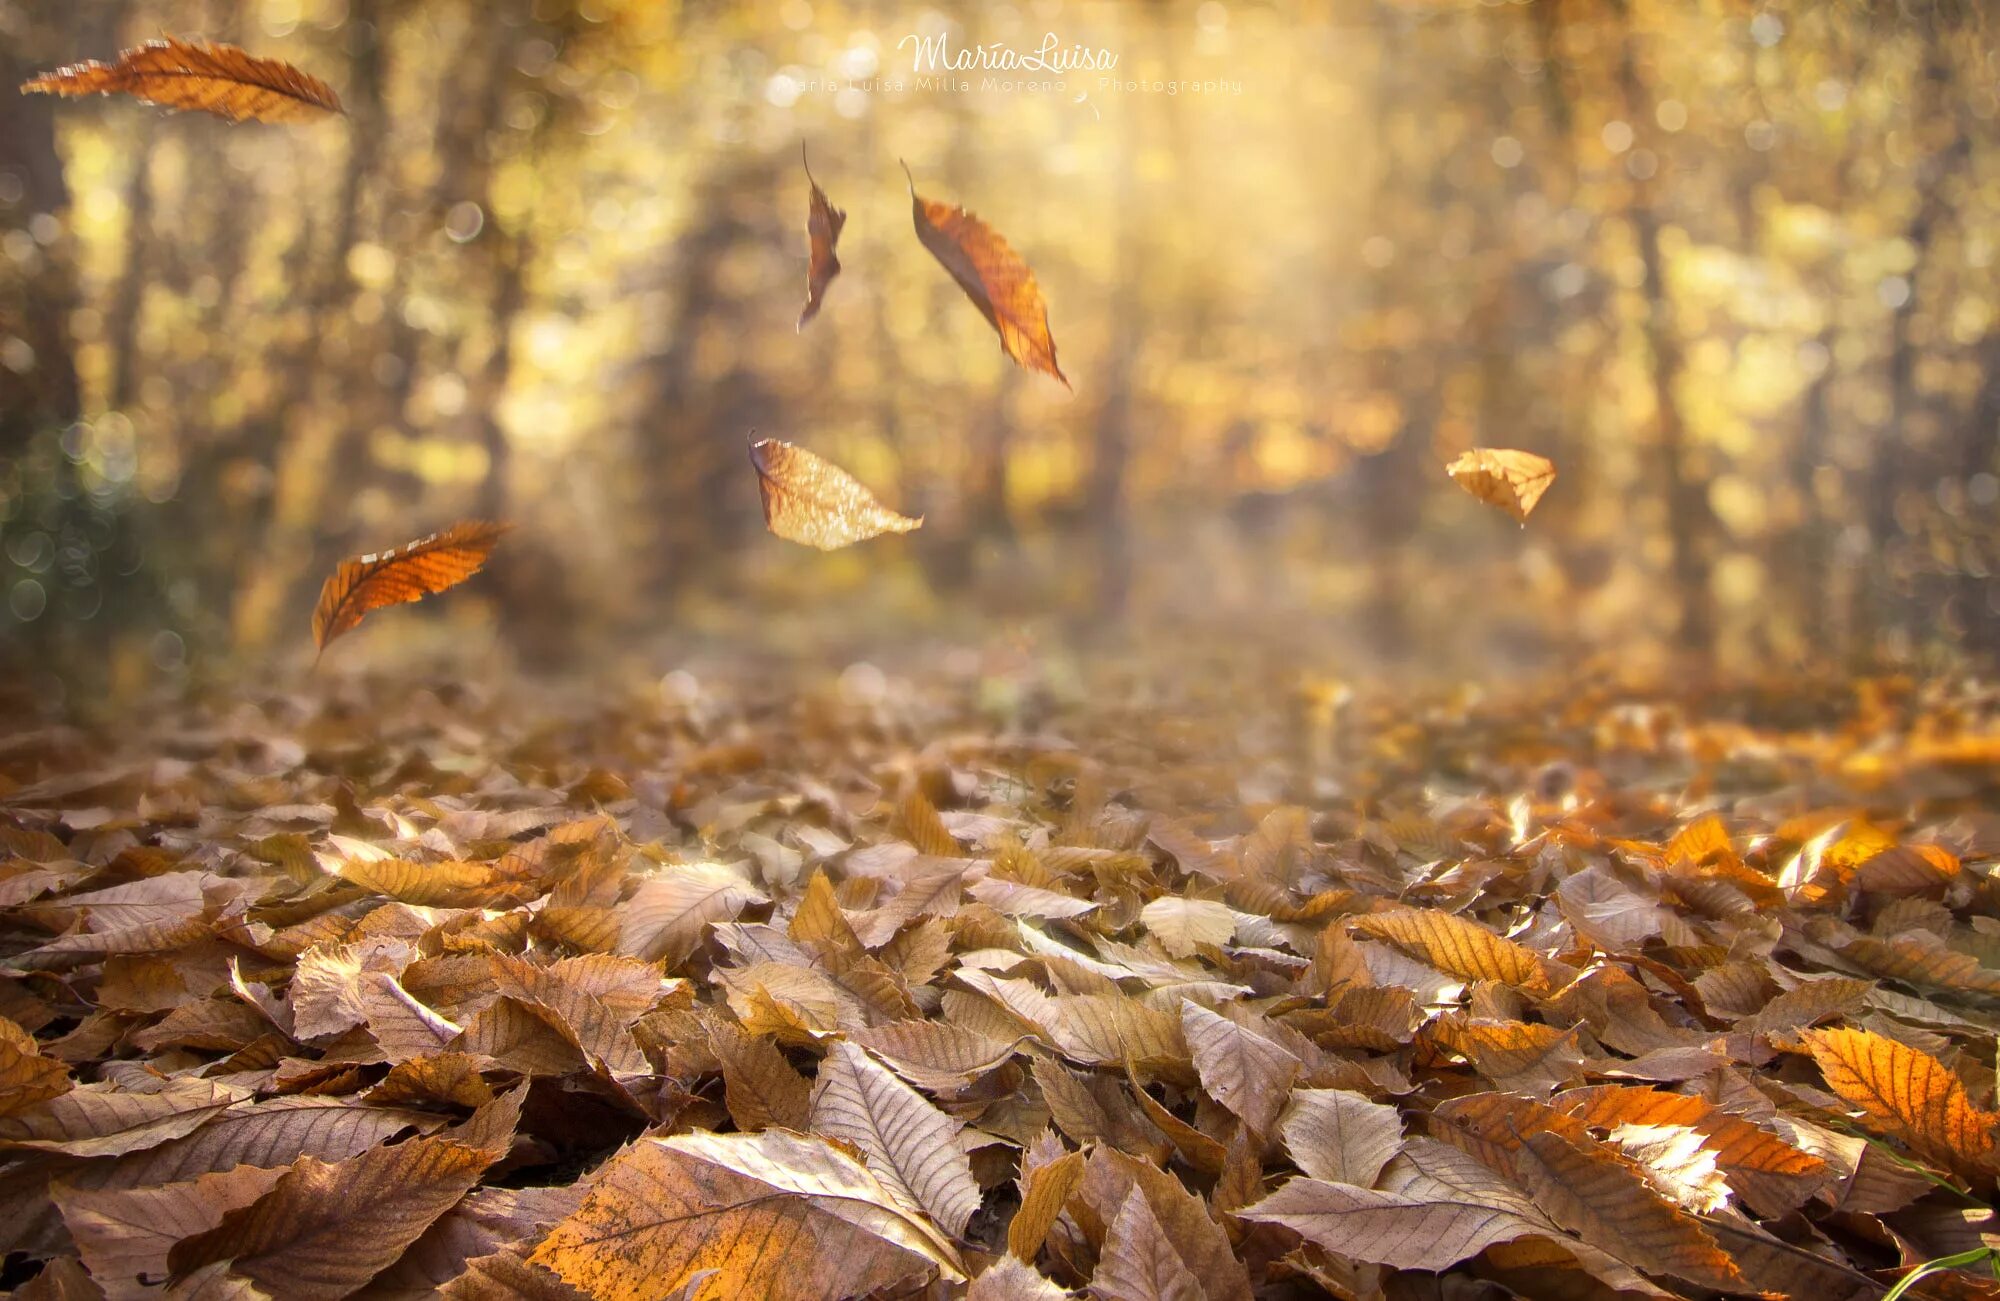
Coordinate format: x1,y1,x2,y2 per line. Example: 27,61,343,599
23,36,343,123
1444,448,1556,522
749,438,923,551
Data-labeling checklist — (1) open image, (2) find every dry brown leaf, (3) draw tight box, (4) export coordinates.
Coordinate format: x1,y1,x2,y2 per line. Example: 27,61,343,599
528,1129,965,1298
904,162,1069,389
310,521,511,659
1139,898,1236,959
448,997,590,1077
54,1164,288,1300
166,1130,500,1297
1070,1148,1252,1301
749,438,922,551
970,1256,1073,1300
1181,1002,1300,1136
1279,1088,1404,1188
1008,1147,1086,1263
0,1017,72,1117
1445,448,1557,523
1032,1057,1170,1162
337,859,494,907
1091,1187,1206,1301
0,1077,241,1157
359,971,465,1063
618,861,768,967
1510,1128,1748,1293
1242,1140,1549,1273
74,1097,441,1191
1801,1026,1998,1172
1555,1084,1830,1217
850,1020,1023,1091
809,1040,983,1237
1352,907,1552,993
363,1052,497,1109
709,1017,811,1132
1426,1015,1588,1093
1044,992,1187,1072
797,148,845,330
22,37,343,123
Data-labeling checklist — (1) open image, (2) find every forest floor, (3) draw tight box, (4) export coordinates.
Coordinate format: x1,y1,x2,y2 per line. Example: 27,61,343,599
1,655,1998,1299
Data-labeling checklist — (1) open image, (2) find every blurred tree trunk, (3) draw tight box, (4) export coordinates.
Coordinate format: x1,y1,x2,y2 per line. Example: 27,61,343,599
0,42,81,454
229,0,387,651
1089,118,1142,625
1957,330,2000,654
104,143,156,411
1612,0,1714,656
1864,18,1966,658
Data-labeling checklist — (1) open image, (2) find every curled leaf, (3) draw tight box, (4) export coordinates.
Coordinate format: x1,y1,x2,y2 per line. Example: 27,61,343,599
1445,448,1557,523
797,147,846,330
22,37,343,124
750,438,922,551
904,161,1069,389
311,520,511,659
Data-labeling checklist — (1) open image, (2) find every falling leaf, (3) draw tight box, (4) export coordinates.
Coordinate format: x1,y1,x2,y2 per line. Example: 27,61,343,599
809,1040,983,1237
310,520,511,659
1800,1026,1998,1172
903,161,1069,389
22,37,343,124
528,1129,966,1298
797,147,846,331
749,438,923,551
1445,448,1557,523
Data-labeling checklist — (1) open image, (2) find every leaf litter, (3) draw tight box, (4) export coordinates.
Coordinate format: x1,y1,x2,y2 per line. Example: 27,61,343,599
0,665,1998,1298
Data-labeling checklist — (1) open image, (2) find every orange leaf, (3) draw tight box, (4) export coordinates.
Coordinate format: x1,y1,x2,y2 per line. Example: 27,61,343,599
1444,448,1556,523
1352,907,1552,993
1800,1026,1998,1171
749,438,922,551
797,147,846,330
904,162,1069,389
310,520,510,659
23,36,343,123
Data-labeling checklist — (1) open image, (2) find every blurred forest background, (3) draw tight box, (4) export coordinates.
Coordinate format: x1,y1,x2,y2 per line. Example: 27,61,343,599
3,0,2000,706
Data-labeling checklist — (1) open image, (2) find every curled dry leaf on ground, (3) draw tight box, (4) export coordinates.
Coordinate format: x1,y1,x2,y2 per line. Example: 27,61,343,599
903,162,1070,390
749,437,923,551
2,665,2000,1298
20,36,343,124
